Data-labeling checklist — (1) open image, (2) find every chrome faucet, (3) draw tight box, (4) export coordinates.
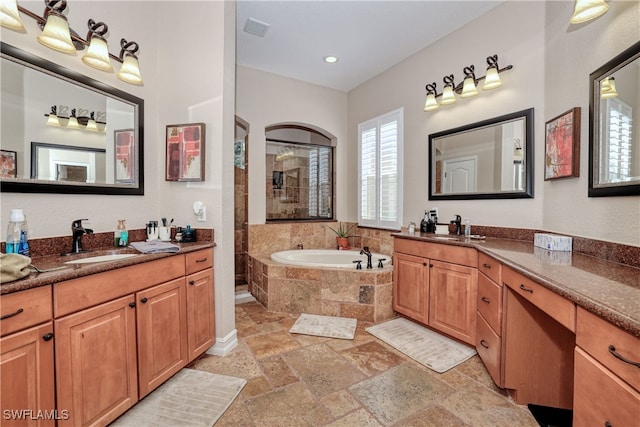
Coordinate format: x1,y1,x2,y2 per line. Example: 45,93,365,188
69,219,93,254
360,246,373,269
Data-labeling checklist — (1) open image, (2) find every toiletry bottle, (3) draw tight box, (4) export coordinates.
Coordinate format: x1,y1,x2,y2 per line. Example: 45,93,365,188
464,219,471,237
114,219,128,247
420,210,429,233
5,209,29,256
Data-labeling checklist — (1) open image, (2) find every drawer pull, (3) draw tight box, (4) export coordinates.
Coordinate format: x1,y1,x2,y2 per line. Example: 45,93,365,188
482,263,491,269
195,257,208,263
0,308,24,320
189,280,195,285
480,340,490,349
608,345,640,368
481,296,491,304
519,284,533,293
42,332,54,341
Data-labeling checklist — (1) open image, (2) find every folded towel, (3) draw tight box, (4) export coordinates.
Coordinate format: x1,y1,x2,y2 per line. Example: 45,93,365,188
130,241,180,254
1,253,32,283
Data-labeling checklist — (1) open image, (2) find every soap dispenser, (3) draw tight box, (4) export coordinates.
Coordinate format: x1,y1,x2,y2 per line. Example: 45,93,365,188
114,219,129,247
420,210,429,233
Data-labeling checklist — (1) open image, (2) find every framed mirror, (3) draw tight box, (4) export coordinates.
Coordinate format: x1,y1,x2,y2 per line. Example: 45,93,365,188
428,108,534,200
0,42,144,195
589,41,640,197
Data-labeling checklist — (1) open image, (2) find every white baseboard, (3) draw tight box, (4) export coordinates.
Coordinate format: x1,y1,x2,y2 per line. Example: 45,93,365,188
205,329,238,356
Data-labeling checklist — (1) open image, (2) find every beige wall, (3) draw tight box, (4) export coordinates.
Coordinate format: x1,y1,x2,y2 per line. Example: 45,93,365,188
348,1,639,246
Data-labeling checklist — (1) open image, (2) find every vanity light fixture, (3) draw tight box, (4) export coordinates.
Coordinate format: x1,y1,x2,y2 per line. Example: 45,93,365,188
44,105,106,132
600,76,618,99
1,0,144,85
570,0,609,24
423,54,513,112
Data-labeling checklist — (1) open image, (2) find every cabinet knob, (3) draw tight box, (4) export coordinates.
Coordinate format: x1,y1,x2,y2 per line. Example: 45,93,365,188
42,332,54,341
422,262,427,266
128,302,136,308
429,264,433,268
482,263,491,269
604,422,612,427
140,297,148,304
189,280,195,285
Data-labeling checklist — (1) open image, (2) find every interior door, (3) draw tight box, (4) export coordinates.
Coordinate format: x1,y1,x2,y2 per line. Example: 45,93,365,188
444,157,477,193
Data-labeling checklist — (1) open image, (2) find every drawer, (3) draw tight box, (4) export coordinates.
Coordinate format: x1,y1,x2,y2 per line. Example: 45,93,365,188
476,313,502,387
503,267,575,332
394,238,477,268
186,248,214,275
574,347,640,427
54,256,185,317
478,252,501,284
1,286,52,336
576,307,640,391
478,273,502,333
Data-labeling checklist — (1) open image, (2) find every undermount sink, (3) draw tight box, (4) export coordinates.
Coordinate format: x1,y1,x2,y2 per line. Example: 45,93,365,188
64,253,139,264
432,235,458,240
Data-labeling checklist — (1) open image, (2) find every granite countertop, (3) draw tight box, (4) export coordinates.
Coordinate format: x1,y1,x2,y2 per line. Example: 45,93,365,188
0,241,215,295
394,232,640,337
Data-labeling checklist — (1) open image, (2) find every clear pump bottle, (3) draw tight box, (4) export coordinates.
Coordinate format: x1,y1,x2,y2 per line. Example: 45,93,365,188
5,209,29,256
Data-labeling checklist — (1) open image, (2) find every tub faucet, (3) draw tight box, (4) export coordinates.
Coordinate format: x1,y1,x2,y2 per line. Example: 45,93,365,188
69,219,93,254
360,246,373,269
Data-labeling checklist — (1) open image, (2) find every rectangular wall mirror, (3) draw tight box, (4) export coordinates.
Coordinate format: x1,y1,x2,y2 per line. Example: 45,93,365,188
428,108,534,200
589,40,640,197
0,42,144,195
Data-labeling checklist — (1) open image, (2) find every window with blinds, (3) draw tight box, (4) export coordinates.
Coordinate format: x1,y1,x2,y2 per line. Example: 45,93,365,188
602,98,634,183
358,108,403,230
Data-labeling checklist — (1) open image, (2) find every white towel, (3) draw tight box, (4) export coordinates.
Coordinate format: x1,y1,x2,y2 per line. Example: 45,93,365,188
130,241,180,254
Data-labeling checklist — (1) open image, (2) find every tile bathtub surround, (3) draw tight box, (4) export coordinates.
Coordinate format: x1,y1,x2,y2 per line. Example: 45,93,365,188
248,254,394,323
189,302,538,426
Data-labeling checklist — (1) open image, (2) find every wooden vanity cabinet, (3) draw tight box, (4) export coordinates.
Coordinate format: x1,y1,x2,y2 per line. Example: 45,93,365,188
573,307,640,426
185,248,215,361
475,253,503,386
393,238,477,345
0,286,55,427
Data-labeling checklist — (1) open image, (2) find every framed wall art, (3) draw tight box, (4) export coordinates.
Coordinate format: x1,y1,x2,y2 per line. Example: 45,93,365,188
114,129,135,183
545,107,580,180
0,150,17,178
166,122,206,182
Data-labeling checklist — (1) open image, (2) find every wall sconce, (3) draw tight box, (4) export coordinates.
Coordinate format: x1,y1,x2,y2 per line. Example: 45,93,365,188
570,0,609,24
1,0,143,85
600,76,618,99
44,105,106,132
423,54,513,112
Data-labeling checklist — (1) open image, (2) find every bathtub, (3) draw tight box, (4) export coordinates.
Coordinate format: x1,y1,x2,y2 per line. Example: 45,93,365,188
271,249,391,269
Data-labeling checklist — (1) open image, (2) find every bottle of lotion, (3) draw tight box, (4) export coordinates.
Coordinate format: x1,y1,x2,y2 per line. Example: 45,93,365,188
114,219,128,247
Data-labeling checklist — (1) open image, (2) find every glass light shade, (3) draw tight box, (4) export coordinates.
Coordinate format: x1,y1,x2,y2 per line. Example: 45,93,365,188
85,119,99,132
1,0,25,31
570,0,609,24
46,114,60,126
424,93,439,111
440,86,457,105
460,77,478,98
117,54,143,85
37,13,76,54
82,37,114,72
601,77,618,99
67,116,80,129
483,67,502,90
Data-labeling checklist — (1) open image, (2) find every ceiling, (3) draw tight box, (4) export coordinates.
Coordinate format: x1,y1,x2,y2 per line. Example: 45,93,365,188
236,1,503,92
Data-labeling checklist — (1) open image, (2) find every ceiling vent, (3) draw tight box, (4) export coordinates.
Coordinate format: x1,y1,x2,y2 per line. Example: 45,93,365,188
244,18,270,37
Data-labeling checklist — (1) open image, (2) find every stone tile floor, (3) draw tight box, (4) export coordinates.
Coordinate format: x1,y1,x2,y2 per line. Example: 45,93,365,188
188,301,538,426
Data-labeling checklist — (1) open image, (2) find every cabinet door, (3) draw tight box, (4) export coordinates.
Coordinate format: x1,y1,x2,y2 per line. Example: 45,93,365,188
1,322,56,427
137,277,187,398
186,268,215,361
428,260,477,345
393,252,429,324
55,295,138,427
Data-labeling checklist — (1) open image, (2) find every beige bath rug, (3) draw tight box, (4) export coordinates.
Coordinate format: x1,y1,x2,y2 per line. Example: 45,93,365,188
289,313,357,340
366,317,476,373
110,368,246,426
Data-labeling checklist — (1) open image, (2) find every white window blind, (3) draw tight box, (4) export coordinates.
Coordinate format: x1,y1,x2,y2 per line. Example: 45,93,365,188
602,98,634,183
358,108,403,230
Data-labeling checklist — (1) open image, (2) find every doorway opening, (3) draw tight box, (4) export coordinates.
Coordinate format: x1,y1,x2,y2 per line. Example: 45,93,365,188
234,117,249,288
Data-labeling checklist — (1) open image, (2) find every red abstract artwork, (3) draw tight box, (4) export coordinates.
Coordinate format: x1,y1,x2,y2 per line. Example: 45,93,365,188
165,123,206,182
545,107,580,180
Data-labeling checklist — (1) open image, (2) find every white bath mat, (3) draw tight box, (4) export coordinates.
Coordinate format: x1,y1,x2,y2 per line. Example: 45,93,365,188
110,368,246,426
366,317,476,373
289,313,357,340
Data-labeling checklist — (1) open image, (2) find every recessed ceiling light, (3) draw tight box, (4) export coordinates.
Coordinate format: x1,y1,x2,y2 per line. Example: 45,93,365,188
323,56,338,64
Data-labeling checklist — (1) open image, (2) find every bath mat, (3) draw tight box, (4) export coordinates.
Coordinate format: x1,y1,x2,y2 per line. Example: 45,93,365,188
289,313,357,340
235,290,257,304
365,317,476,373
110,368,246,427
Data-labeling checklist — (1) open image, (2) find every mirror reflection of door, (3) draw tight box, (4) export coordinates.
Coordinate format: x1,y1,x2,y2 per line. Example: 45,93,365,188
444,156,477,193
